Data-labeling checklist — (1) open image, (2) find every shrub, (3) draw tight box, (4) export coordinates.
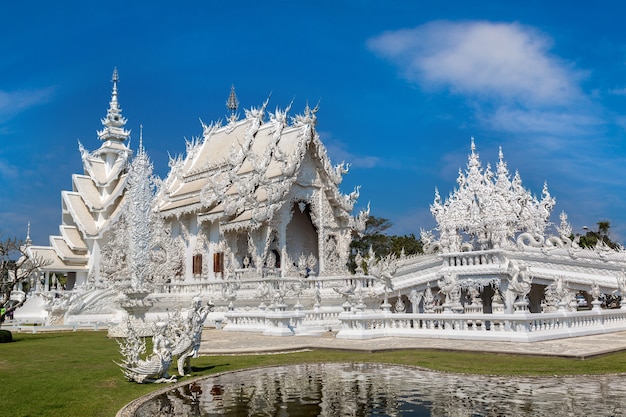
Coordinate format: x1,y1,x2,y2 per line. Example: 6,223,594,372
0,329,13,343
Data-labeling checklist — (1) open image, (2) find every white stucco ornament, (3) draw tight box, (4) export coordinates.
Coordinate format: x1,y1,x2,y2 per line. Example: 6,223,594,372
429,139,555,252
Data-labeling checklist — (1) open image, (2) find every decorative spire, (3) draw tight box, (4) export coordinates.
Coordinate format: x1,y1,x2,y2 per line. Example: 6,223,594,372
98,68,130,142
25,222,32,247
126,123,156,290
139,124,144,155
226,84,239,123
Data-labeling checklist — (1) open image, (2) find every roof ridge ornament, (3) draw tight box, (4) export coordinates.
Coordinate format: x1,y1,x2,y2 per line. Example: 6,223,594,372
25,222,32,247
226,85,239,123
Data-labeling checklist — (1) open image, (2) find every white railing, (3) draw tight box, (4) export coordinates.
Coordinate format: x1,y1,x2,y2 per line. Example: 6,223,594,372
335,308,626,342
442,249,507,268
155,276,356,298
223,307,343,335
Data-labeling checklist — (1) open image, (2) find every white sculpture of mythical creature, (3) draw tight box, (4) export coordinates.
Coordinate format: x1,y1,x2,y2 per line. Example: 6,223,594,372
516,232,545,249
409,289,423,313
222,281,240,309
394,292,406,313
117,322,176,384
590,280,602,301
423,283,437,313
420,228,441,254
170,297,213,376
618,275,626,296
506,260,532,303
543,282,559,312
354,251,365,275
287,278,305,308
617,274,626,309
366,248,397,304
437,273,461,305
333,280,356,303
550,276,573,308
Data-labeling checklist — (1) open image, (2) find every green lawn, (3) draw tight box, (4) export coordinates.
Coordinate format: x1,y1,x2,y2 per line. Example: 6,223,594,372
2,331,626,417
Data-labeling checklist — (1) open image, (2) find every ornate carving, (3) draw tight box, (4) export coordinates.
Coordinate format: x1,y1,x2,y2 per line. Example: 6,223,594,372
429,140,556,252
116,298,213,383
116,321,175,384
423,283,437,313
438,273,461,307
506,260,532,303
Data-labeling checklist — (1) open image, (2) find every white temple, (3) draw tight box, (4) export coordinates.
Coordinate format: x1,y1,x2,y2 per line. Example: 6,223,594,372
26,69,131,290
13,70,626,342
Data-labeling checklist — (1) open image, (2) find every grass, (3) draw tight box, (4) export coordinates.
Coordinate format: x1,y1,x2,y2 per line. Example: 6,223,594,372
2,331,626,417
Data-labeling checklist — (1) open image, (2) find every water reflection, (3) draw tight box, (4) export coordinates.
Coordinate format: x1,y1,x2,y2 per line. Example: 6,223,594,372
133,363,625,416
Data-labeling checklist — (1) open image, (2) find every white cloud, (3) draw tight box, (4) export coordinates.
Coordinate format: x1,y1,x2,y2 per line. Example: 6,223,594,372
367,21,594,136
484,106,600,136
0,159,19,179
608,87,626,96
0,87,54,124
368,21,583,104
615,115,626,131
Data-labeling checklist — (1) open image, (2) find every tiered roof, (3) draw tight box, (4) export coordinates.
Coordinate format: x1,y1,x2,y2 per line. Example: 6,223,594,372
158,99,360,232
28,69,131,271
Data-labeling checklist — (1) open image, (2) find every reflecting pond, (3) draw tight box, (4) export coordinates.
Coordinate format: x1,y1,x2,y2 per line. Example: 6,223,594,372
132,363,626,416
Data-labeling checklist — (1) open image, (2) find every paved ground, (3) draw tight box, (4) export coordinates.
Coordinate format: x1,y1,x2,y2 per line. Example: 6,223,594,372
198,329,626,359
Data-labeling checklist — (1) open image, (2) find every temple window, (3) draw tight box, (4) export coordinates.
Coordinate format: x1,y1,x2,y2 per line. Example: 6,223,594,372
193,254,203,275
213,252,224,273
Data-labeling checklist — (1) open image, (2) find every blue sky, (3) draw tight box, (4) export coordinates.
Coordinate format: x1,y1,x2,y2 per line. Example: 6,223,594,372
2,1,626,246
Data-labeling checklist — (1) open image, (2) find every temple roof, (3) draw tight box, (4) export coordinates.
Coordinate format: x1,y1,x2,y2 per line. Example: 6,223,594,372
62,191,127,239
59,225,88,252
27,246,89,272
72,173,127,211
50,235,89,263
157,103,359,230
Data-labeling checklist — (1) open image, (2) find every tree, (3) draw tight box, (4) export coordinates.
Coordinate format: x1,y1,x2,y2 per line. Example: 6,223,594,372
578,221,620,250
348,216,423,273
0,235,50,322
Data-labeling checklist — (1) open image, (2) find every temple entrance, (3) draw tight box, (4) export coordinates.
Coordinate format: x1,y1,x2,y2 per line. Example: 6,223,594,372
286,202,318,273
66,272,76,290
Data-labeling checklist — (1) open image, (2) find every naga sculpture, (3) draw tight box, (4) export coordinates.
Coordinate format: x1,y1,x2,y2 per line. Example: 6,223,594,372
171,297,213,376
117,321,175,384
117,298,213,383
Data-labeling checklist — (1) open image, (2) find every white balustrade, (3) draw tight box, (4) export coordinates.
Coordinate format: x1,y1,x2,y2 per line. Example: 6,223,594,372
223,307,343,334
336,308,626,342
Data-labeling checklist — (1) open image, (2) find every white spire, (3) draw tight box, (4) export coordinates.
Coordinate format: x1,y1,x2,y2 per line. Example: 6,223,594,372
97,68,130,142
139,124,144,155
226,84,239,123
25,222,32,247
